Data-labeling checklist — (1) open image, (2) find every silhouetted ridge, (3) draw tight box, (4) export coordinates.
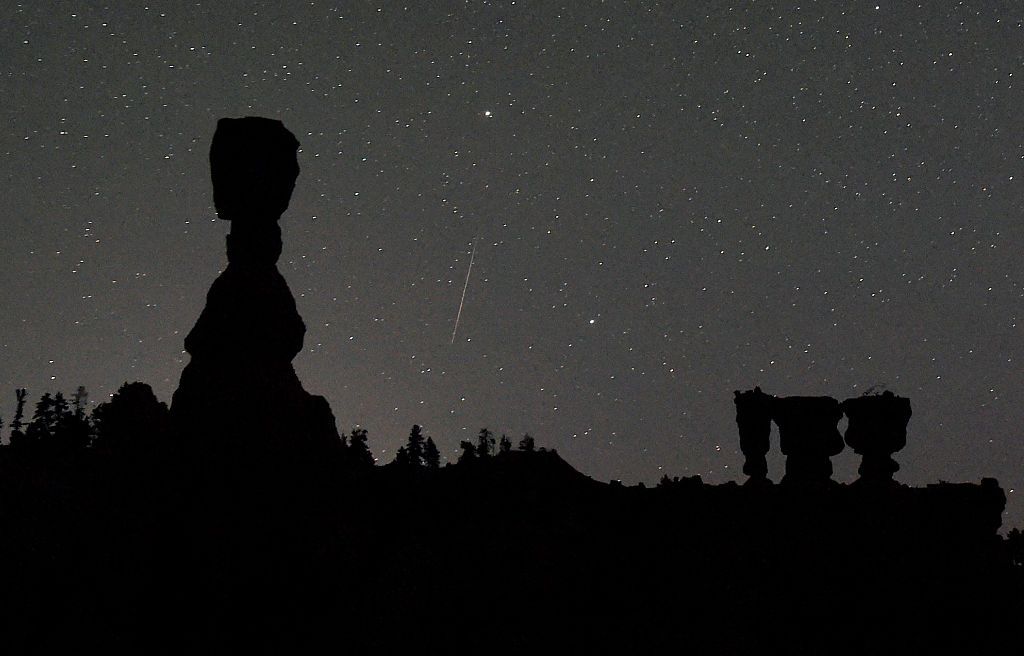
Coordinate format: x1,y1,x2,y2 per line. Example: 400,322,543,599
170,117,338,452
451,447,598,490
0,384,1017,653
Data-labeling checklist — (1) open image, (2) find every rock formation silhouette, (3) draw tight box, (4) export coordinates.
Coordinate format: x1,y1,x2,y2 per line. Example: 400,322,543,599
171,117,339,453
771,395,845,484
735,388,915,486
733,387,774,483
843,391,912,483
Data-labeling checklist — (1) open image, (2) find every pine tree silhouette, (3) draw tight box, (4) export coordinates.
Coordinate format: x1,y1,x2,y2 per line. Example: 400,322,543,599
424,436,441,469
346,427,374,467
406,424,426,467
14,389,90,453
72,385,88,419
476,427,495,458
393,445,411,467
458,440,476,464
8,388,28,447
498,434,512,454
24,392,58,443
57,388,92,451
518,433,535,452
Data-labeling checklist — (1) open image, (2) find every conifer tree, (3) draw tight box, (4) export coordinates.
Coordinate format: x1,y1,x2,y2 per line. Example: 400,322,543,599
393,445,411,467
58,390,93,451
9,388,28,447
406,424,426,467
71,386,88,419
28,390,90,452
498,434,512,454
476,427,495,458
52,391,71,422
423,436,441,469
458,440,476,464
346,427,374,467
25,392,57,443
518,433,535,452
52,385,93,451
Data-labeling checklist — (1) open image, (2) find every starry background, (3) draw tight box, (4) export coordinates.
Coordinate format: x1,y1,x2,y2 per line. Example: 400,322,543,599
2,2,1022,526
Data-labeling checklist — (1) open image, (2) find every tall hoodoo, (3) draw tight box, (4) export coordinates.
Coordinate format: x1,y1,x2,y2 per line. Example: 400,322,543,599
171,117,339,453
734,387,774,483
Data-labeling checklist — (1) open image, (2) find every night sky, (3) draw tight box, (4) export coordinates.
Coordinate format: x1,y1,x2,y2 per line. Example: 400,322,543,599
2,2,1022,526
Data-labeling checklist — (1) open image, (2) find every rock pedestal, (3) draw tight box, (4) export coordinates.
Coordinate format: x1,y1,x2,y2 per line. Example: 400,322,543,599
171,117,339,454
842,392,912,483
772,396,844,484
734,387,774,483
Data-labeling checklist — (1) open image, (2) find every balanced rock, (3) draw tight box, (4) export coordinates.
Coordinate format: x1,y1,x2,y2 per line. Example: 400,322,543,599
171,117,339,453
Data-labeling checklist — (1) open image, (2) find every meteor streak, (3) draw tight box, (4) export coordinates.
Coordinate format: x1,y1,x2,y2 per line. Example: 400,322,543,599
450,238,477,344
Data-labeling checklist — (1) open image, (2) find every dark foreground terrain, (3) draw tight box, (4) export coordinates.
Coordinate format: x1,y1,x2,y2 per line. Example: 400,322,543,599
0,444,1018,654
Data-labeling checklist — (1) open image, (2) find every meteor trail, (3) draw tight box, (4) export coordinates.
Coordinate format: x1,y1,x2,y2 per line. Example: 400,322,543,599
450,238,477,344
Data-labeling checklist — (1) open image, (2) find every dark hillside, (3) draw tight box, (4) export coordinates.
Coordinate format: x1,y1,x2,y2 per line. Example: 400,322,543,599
0,444,1014,653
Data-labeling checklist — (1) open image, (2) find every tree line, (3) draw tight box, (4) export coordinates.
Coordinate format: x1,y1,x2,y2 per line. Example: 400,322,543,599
0,383,547,469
